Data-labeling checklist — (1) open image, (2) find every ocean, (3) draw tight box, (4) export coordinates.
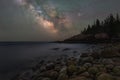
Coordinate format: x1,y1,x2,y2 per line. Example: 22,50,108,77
0,42,100,80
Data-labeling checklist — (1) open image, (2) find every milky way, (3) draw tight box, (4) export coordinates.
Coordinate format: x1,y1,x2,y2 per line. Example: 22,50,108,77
0,0,120,41
15,0,76,36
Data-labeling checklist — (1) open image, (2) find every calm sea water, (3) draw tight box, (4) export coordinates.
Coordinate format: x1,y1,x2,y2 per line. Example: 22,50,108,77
0,42,101,80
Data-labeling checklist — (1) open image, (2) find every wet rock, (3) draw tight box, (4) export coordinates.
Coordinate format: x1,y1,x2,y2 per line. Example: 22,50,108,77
80,72,90,78
41,77,51,80
90,52,100,59
40,65,46,72
101,49,120,58
32,60,44,71
69,57,77,61
57,73,68,80
49,70,58,79
67,57,77,66
101,59,114,65
62,48,71,51
30,70,41,80
112,57,120,61
81,56,94,64
105,64,114,72
112,66,120,76
67,65,77,76
46,62,55,70
16,70,34,80
88,66,99,75
94,64,106,73
77,66,86,75
60,67,67,74
80,53,89,58
11,44,120,80
54,66,61,72
39,70,58,79
97,73,113,80
69,76,88,80
55,59,62,65
39,71,50,77
115,77,120,80
33,77,42,80
94,64,104,69
83,63,92,69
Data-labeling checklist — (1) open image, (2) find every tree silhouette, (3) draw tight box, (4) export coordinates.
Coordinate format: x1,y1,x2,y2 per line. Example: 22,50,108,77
81,14,120,38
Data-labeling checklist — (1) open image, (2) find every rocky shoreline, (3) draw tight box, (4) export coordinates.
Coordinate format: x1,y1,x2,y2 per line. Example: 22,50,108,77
11,44,120,80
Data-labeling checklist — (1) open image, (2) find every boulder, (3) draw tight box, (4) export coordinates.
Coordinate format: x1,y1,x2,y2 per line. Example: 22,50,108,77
49,70,58,79
101,59,114,65
97,73,113,80
88,66,99,75
39,70,58,78
105,64,114,72
101,49,120,58
94,64,106,73
80,53,89,58
67,65,77,76
69,76,88,80
112,66,120,76
77,66,86,74
67,57,77,66
60,67,67,74
83,63,92,69
46,62,55,70
81,57,94,64
54,66,61,72
90,52,101,59
80,72,90,78
40,65,46,72
57,73,68,80
41,78,51,80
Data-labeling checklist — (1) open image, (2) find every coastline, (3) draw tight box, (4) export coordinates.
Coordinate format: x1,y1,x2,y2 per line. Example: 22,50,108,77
56,39,120,44
11,43,120,80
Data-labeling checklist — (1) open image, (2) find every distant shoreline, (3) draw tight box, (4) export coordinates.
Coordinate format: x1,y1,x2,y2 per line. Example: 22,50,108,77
56,39,120,44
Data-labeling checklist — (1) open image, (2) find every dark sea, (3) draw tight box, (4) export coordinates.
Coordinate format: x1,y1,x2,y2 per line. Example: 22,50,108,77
0,42,101,80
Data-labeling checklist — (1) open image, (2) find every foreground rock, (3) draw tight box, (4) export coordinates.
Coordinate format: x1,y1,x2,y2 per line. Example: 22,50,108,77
97,73,113,80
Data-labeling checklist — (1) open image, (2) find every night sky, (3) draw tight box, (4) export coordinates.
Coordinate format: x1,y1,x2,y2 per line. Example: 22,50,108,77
0,0,120,41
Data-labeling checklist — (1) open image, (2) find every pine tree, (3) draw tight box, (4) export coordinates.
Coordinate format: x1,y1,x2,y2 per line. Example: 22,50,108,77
116,13,119,21
81,14,120,38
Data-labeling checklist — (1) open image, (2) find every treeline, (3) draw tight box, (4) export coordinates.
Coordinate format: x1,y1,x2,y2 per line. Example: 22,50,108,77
81,14,120,37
